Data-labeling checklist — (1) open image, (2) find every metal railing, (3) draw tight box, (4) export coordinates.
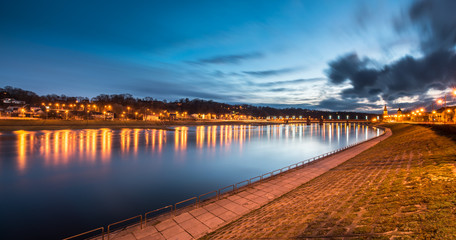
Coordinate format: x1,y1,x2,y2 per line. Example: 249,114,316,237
250,175,262,184
63,126,386,240
218,184,235,197
144,205,173,225
107,215,142,240
198,190,218,205
174,197,197,213
63,227,104,240
235,180,250,191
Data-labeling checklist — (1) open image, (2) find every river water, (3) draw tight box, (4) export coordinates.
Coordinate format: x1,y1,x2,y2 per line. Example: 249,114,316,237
0,123,382,239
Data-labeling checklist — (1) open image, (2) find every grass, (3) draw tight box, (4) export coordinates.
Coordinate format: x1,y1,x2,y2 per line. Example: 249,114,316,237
338,124,456,239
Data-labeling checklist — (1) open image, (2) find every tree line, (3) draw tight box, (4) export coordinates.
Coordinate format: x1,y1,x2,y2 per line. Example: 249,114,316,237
0,86,377,119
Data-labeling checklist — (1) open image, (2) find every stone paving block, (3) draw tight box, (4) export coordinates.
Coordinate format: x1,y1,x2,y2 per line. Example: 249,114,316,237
179,217,210,238
227,194,242,201
217,209,238,222
237,191,251,198
205,205,230,216
133,226,159,239
260,186,275,193
201,203,219,212
166,230,193,240
113,233,136,240
138,232,166,240
160,224,185,239
216,198,232,207
244,188,260,194
284,183,295,189
264,193,276,200
232,196,250,205
246,189,265,197
195,211,217,223
223,202,249,215
239,200,260,210
201,215,225,229
189,207,209,217
173,212,194,224
243,193,260,201
250,196,269,205
155,219,178,232
252,184,268,190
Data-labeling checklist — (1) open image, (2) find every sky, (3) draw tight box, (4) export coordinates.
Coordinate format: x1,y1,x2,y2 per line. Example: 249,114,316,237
1,0,456,112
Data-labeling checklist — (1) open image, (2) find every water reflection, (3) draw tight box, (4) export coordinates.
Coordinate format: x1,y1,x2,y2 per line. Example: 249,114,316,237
2,123,384,240
8,123,381,174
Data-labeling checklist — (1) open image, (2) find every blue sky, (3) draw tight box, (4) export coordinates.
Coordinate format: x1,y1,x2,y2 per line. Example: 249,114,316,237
1,0,455,111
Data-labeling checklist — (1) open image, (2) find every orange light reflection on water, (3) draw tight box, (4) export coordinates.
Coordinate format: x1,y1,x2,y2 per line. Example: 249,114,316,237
12,124,375,173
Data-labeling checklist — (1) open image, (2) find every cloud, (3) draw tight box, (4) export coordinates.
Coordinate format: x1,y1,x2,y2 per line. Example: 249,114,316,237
124,79,227,101
256,78,326,87
316,98,379,111
195,52,263,65
326,0,456,105
405,0,456,53
327,50,456,102
242,67,298,77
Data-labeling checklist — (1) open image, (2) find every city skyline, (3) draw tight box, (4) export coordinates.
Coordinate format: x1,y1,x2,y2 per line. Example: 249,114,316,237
1,0,456,112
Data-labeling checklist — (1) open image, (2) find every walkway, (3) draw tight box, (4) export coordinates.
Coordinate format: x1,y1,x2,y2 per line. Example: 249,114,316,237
108,129,392,240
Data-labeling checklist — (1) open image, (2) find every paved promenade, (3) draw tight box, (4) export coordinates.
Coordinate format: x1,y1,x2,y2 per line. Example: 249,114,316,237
109,129,391,240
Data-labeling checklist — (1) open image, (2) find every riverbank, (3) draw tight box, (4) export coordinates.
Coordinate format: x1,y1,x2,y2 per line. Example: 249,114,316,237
83,126,390,240
0,119,281,131
203,124,456,239
0,119,371,132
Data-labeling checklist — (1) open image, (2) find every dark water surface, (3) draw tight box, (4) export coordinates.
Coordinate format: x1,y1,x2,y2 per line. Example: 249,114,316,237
0,123,382,239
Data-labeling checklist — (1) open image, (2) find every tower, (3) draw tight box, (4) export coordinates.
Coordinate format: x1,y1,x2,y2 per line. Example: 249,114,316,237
397,108,402,115
383,105,388,117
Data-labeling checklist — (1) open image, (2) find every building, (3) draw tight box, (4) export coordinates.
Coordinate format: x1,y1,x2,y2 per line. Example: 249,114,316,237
382,105,388,121
397,108,403,122
2,98,26,105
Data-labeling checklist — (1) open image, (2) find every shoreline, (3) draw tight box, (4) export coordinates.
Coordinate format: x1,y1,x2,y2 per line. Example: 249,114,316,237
66,126,390,240
0,119,370,132
0,119,281,132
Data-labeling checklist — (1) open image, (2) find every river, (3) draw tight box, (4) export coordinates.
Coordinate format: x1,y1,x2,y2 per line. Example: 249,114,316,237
0,123,382,239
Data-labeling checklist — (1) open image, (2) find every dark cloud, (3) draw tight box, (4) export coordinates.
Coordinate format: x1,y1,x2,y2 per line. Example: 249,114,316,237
407,0,456,53
326,0,456,105
242,67,297,77
316,98,379,111
326,53,371,84
195,52,263,65
327,50,456,102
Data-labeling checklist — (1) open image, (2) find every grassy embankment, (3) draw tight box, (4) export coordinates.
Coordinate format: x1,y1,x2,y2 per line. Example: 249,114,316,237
0,119,280,131
202,124,456,239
